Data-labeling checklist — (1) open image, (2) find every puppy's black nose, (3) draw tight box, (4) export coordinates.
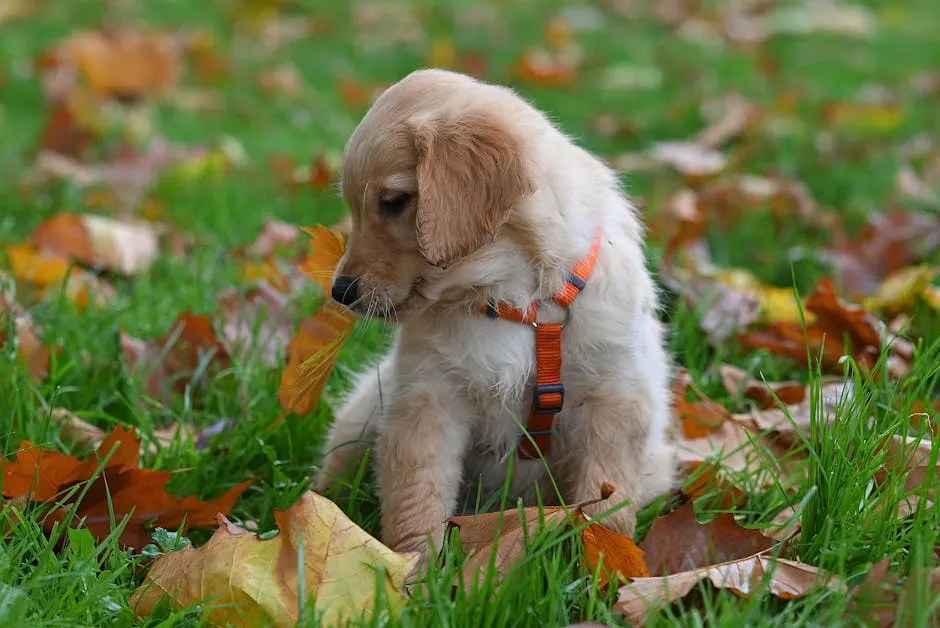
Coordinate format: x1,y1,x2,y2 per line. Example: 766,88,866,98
331,275,360,307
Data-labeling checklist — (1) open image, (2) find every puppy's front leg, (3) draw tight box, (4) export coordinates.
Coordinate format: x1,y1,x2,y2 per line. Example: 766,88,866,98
377,386,471,556
560,386,675,539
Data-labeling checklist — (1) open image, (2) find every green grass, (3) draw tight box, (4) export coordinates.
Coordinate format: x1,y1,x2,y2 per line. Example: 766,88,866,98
1,0,939,626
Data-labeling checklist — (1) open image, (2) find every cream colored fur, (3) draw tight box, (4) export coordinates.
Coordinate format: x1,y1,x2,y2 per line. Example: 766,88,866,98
315,69,676,556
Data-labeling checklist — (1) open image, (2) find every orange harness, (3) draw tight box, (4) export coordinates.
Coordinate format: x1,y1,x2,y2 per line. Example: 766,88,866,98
482,228,603,460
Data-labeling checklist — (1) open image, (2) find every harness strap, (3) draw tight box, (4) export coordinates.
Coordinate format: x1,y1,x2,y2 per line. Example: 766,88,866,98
483,227,603,460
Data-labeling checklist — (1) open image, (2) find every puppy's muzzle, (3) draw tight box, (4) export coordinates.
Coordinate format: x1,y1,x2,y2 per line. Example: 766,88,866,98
331,275,360,307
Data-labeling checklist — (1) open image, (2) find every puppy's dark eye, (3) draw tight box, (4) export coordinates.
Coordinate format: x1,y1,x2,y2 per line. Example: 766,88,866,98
379,192,413,218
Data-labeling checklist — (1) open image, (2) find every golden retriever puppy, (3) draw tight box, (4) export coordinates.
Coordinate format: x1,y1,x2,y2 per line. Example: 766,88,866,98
315,68,676,556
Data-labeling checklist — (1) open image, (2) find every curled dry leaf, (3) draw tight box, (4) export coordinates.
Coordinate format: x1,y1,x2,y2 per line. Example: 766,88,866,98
639,502,780,577
52,407,105,446
877,434,936,494
849,559,940,628
616,554,843,625
131,492,419,628
734,380,854,447
1,425,252,549
31,213,159,276
863,265,938,314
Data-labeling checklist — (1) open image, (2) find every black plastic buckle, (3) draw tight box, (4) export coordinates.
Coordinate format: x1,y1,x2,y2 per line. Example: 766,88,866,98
533,383,564,414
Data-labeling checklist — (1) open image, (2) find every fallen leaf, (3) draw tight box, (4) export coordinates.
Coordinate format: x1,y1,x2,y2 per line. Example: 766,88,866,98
449,505,573,587
131,492,419,627
511,48,578,87
243,219,301,259
0,291,51,381
52,408,105,446
849,560,940,628
616,554,842,624
297,224,347,293
735,380,854,446
878,434,936,493
823,210,940,299
863,265,938,314
672,369,731,438
255,64,303,97
43,28,182,100
649,189,707,261
639,502,778,576
648,141,727,178
448,485,646,588
218,282,295,368
31,213,159,276
122,312,232,403
696,93,759,150
660,266,760,343
718,364,807,408
277,302,355,415
1,425,252,548
737,279,885,373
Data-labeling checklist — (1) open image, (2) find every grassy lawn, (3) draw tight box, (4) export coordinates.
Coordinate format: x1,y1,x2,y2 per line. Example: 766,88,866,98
1,0,938,626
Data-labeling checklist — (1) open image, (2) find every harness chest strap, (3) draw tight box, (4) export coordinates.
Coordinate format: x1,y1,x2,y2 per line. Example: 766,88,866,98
483,227,603,460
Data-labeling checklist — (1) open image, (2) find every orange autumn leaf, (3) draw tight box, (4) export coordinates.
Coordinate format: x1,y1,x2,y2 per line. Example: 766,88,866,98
1,425,254,549
6,242,72,286
297,224,347,293
277,302,354,415
672,369,731,438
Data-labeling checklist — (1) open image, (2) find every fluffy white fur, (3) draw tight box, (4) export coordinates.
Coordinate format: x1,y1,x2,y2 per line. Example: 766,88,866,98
315,69,676,556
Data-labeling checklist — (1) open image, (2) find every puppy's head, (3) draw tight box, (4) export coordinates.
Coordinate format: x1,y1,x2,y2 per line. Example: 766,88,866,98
331,69,535,319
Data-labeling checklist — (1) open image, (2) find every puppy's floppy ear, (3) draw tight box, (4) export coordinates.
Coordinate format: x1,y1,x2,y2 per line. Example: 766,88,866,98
411,110,535,268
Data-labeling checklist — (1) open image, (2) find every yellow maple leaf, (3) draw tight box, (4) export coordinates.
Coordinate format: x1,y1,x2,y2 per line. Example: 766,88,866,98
863,265,937,313
298,224,347,293
712,268,813,325
131,491,419,627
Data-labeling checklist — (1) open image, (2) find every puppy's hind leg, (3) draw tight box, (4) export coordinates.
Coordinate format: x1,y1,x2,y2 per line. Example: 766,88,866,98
314,354,394,493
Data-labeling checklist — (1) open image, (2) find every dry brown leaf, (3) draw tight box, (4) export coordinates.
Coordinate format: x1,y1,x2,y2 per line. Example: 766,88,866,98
218,282,295,368
448,485,647,588
878,434,936,494
31,213,158,276
122,312,232,404
449,505,573,587
849,560,940,628
648,141,728,178
718,364,807,408
52,408,105,446
131,492,419,627
672,369,731,439
616,554,843,624
734,380,854,446
737,279,886,373
639,502,778,576
823,210,940,299
649,189,707,262
699,174,835,229
1,425,252,549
